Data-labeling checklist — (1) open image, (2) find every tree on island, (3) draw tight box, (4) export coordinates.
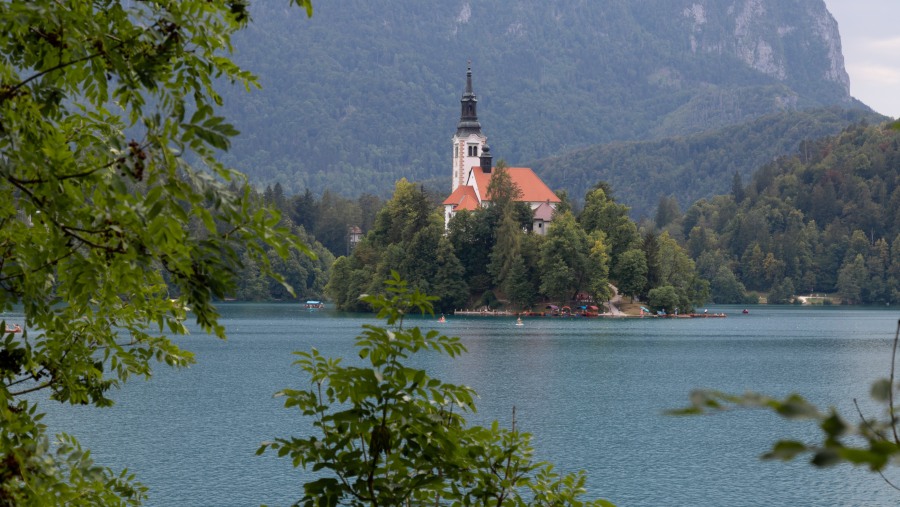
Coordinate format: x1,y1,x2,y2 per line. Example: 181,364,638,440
0,1,312,504
539,211,592,303
325,178,467,313
612,249,648,303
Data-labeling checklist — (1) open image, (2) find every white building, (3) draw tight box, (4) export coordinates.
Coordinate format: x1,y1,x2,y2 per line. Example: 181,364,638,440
442,64,560,233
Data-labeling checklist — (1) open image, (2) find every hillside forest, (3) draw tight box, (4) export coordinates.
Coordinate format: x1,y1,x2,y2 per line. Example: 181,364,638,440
667,122,900,305
218,0,872,208
534,107,883,218
225,121,900,310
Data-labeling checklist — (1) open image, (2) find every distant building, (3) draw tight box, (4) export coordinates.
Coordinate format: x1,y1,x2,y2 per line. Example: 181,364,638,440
347,225,363,254
442,64,559,233
531,201,555,235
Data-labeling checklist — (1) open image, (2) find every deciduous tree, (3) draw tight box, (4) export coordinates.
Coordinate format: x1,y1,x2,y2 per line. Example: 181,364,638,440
540,212,591,303
262,274,614,507
579,187,640,266
0,1,312,503
836,254,868,304
612,249,648,303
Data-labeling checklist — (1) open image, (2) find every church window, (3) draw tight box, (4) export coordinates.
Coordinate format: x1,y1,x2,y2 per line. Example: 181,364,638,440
468,145,478,157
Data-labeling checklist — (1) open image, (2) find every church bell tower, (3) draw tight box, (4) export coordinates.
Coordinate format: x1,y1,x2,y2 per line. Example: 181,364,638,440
451,63,487,192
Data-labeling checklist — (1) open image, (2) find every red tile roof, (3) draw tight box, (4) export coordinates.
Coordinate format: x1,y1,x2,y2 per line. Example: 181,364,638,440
442,185,480,211
469,167,560,204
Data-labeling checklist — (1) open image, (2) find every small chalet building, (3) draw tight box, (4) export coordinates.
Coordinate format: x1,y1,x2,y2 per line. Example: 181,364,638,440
442,65,560,233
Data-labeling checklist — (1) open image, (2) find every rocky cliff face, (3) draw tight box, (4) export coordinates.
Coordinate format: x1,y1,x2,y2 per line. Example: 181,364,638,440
681,0,849,96
223,0,867,198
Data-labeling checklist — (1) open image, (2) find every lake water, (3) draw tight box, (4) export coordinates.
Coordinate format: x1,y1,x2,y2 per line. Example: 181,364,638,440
26,305,900,506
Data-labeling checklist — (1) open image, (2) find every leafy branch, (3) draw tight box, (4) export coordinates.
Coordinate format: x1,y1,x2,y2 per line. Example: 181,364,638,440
260,274,614,506
674,319,900,486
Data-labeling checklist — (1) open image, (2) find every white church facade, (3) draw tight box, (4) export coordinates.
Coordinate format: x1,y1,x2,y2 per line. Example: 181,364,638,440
442,65,560,233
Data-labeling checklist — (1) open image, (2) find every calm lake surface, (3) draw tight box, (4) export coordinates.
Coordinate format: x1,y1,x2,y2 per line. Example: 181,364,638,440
25,304,900,506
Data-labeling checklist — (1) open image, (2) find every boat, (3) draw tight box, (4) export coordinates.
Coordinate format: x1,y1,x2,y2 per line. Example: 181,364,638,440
516,317,524,326
742,309,749,314
304,300,325,310
438,315,446,323
4,324,22,333
578,305,600,317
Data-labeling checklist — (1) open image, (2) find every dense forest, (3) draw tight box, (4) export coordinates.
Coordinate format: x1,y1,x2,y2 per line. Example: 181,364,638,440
534,107,884,218
661,121,900,304
237,120,900,309
186,0,900,307
213,0,869,202
159,184,347,302
325,168,708,314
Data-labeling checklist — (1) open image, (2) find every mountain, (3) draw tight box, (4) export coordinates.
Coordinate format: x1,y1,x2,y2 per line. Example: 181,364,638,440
669,122,900,304
533,107,885,218
218,0,872,202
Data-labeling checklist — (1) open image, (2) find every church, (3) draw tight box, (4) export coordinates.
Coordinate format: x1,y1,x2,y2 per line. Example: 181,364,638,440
442,65,560,234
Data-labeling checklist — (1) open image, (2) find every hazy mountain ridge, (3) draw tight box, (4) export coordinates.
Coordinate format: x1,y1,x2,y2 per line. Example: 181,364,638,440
219,0,870,204
532,107,885,218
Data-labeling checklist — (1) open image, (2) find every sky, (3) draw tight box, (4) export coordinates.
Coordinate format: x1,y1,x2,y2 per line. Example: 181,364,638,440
823,0,900,118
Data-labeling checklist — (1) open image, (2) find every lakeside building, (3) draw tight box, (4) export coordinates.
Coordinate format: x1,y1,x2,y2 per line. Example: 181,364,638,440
442,64,559,233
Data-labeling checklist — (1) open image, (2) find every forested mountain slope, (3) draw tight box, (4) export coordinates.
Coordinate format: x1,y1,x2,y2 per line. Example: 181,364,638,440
218,0,870,200
672,123,900,304
533,107,885,218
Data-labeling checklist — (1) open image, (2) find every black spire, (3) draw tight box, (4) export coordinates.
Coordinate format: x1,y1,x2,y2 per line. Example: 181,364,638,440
456,62,482,136
480,144,493,173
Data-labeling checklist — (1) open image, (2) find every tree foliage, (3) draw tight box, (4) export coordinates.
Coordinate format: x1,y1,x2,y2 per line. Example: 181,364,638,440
325,179,462,312
262,273,614,507
539,212,591,303
330,176,706,312
673,122,900,304
612,249,647,303
0,1,311,503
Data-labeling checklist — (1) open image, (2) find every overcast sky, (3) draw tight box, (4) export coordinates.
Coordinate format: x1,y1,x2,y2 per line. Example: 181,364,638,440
823,0,900,118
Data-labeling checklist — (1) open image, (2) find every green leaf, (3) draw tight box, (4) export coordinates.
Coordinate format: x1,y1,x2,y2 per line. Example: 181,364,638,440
870,378,892,402
811,449,842,467
762,440,808,461
838,448,889,470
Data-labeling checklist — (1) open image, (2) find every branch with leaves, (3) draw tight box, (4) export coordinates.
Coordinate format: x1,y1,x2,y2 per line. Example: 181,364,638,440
1,1,313,504
674,319,900,492
261,272,614,506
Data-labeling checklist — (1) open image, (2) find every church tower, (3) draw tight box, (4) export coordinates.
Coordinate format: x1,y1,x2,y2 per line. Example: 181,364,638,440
451,63,487,192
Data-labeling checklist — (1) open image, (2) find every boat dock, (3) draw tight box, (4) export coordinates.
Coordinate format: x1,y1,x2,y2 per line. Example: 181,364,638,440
453,309,516,316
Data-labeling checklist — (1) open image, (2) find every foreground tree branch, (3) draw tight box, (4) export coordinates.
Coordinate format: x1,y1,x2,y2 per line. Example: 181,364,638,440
260,273,615,507
674,319,900,492
0,1,313,504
